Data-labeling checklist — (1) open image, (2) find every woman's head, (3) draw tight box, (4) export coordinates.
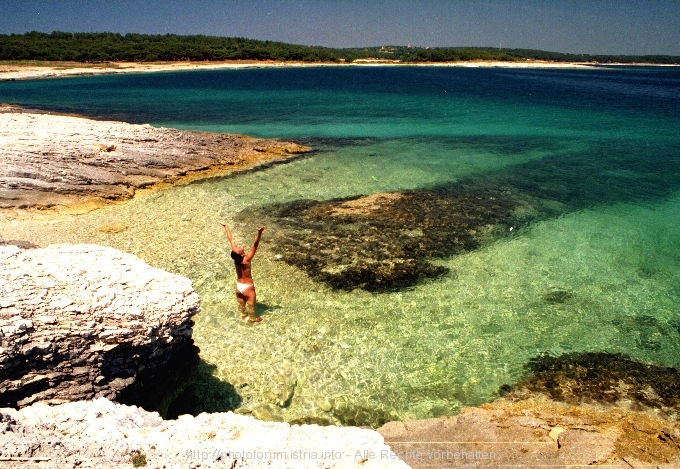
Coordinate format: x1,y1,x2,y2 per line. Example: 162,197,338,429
231,247,245,265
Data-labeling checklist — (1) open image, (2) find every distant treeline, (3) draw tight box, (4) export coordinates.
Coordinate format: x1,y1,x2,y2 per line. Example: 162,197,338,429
1,31,678,64
0,32,341,62
400,47,680,64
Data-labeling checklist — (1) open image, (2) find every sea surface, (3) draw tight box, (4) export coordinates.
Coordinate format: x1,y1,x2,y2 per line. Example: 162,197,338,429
1,66,680,425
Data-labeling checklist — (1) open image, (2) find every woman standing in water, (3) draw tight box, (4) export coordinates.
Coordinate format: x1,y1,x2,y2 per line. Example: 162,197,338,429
219,223,265,322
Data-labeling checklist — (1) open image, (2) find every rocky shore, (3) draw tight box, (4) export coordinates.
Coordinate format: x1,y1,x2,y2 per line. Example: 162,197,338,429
0,397,406,469
0,242,406,469
0,243,200,414
0,107,308,209
1,100,679,467
379,397,680,468
2,395,677,469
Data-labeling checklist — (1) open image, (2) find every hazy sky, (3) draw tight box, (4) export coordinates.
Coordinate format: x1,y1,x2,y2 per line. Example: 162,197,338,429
1,0,679,55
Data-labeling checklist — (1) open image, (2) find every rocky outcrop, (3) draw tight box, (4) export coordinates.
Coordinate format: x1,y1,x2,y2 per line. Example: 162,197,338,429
376,352,680,468
378,397,680,469
2,395,677,469
0,107,308,209
0,244,200,414
0,397,407,469
502,351,680,422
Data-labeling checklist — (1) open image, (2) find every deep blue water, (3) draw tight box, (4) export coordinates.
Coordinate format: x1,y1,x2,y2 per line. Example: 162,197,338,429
2,66,679,137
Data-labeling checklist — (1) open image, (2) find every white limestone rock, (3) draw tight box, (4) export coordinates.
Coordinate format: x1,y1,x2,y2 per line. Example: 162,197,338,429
0,244,200,412
0,398,408,469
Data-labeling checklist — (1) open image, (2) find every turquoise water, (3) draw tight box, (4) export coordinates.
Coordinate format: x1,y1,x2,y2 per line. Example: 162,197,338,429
1,66,680,425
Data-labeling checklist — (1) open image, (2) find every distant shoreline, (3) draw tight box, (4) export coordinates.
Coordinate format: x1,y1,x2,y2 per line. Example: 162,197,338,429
1,59,675,81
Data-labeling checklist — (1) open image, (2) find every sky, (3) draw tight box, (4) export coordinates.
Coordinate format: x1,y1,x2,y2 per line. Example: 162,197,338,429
1,0,679,55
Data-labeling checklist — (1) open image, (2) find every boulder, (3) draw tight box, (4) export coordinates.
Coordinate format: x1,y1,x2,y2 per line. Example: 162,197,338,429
0,244,200,414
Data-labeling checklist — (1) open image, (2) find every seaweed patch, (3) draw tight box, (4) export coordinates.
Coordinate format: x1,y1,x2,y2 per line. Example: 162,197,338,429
501,351,680,419
241,184,530,291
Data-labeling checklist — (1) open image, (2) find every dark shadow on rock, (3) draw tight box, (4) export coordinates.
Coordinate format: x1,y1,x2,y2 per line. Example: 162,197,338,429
0,326,199,417
166,360,242,419
112,335,200,417
500,351,680,418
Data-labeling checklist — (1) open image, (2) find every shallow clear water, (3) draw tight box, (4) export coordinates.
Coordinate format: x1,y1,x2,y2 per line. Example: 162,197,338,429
1,66,680,424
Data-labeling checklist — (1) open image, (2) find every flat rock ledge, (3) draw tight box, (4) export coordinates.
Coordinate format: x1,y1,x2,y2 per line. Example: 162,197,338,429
379,397,680,469
0,107,309,209
0,243,200,414
0,397,407,469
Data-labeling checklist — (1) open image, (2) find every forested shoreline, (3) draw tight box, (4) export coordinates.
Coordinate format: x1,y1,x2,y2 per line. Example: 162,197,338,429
1,31,678,64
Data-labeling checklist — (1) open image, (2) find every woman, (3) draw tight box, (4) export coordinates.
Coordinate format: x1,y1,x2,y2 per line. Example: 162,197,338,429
219,222,265,322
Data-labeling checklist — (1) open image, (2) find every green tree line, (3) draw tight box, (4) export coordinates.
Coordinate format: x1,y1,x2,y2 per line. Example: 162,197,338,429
400,47,680,64
0,31,342,62
1,32,678,64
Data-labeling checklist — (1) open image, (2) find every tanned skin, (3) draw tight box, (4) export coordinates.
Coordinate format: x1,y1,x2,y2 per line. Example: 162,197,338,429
219,223,266,322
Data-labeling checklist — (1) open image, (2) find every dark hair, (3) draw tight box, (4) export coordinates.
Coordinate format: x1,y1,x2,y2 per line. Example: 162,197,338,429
231,250,244,265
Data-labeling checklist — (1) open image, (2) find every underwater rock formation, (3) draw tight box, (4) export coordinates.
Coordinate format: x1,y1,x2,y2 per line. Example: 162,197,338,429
240,131,680,293
501,351,680,421
0,397,407,469
0,233,38,249
0,107,308,209
0,243,200,414
242,186,532,291
331,400,399,428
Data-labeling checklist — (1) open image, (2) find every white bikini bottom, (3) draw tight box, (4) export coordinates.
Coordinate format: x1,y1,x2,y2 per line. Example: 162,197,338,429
236,282,254,294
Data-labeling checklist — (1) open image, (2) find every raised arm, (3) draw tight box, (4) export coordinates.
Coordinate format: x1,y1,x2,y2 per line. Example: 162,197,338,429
245,226,265,261
219,222,238,252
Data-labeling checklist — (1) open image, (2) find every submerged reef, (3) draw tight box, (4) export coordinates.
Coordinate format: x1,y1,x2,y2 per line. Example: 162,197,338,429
242,186,532,291
240,134,680,292
502,351,680,420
